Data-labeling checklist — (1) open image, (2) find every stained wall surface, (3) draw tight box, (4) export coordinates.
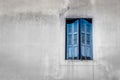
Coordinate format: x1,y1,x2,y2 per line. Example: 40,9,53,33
0,0,120,80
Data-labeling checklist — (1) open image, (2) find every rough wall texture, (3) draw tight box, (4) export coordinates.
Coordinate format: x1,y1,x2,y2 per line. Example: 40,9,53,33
0,0,120,80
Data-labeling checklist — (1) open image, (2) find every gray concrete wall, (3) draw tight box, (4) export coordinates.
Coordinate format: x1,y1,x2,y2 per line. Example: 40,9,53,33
0,0,120,80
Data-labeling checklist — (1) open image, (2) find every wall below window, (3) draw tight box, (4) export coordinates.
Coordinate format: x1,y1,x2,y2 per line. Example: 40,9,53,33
0,0,120,80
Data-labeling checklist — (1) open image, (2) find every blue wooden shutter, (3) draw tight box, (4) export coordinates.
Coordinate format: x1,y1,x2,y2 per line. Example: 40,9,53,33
80,19,93,60
80,19,87,59
73,20,79,59
86,21,93,60
66,20,79,60
66,23,73,59
66,18,92,60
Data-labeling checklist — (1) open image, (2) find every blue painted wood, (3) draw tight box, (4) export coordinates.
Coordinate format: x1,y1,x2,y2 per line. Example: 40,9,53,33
66,18,93,60
86,21,93,60
66,23,73,59
66,20,79,60
80,19,93,60
73,20,79,59
80,19,87,59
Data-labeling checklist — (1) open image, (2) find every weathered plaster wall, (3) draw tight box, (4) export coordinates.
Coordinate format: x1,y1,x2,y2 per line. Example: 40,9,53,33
0,0,120,80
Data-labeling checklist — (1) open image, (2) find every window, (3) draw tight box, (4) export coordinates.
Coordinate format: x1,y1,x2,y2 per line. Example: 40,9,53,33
65,18,93,60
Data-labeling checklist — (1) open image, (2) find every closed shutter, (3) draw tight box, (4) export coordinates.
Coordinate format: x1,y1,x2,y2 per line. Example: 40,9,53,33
80,19,87,59
86,21,93,60
66,23,73,59
66,20,79,60
66,18,93,60
72,20,79,59
80,19,93,60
